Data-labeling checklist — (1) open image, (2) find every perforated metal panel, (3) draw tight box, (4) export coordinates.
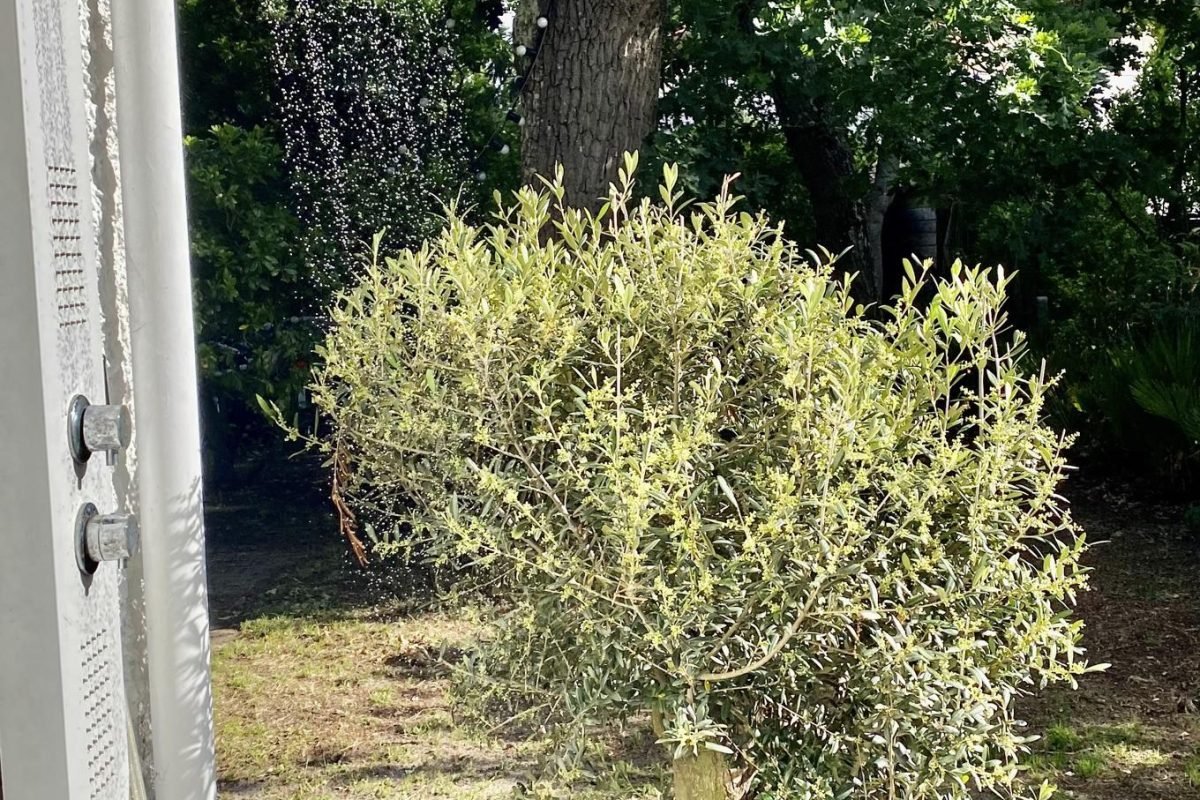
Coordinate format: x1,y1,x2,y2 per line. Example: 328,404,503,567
0,0,131,797
48,165,89,329
82,627,119,798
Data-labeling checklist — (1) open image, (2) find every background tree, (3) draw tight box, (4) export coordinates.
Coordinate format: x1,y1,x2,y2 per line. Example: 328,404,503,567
657,0,1111,303
516,0,667,208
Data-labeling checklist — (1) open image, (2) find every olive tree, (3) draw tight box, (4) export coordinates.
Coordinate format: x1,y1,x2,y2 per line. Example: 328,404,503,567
307,157,1092,799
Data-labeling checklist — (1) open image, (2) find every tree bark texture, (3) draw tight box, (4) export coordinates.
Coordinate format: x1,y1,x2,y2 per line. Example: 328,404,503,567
519,0,666,209
673,748,730,800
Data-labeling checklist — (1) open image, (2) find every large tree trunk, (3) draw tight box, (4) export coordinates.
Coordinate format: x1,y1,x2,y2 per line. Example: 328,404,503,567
518,0,666,209
771,81,886,305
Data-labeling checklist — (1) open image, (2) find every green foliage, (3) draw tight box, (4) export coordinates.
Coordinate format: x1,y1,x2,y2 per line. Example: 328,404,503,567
1074,754,1104,779
1126,320,1200,442
1043,724,1083,754
179,0,509,458
177,0,276,130
967,4,1200,489
659,0,1109,214
307,161,1091,798
1187,754,1200,789
445,0,525,199
186,123,316,410
1077,318,1200,487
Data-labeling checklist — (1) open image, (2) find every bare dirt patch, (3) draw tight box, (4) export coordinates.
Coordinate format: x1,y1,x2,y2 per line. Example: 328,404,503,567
1018,500,1200,799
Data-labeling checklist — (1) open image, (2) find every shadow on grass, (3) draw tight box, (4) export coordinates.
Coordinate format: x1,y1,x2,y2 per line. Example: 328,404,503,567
216,779,268,796
328,751,518,783
205,450,444,628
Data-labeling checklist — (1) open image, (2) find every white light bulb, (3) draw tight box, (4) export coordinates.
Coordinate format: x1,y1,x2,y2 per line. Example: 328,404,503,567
476,171,487,181
536,16,548,29
500,144,511,155
515,44,528,57
444,18,455,29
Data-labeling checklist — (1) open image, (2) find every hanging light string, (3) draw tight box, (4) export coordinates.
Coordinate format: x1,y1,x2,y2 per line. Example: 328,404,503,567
453,0,558,181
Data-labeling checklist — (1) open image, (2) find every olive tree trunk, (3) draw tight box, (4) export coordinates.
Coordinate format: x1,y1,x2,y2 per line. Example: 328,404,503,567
673,748,730,800
517,0,666,209
652,710,731,800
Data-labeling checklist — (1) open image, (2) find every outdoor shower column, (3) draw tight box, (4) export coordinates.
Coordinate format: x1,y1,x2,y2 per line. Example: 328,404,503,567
110,0,216,798
0,0,135,796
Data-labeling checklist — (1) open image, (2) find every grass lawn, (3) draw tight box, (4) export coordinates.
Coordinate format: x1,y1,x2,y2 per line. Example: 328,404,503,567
210,568,665,799
207,464,1200,799
206,460,662,799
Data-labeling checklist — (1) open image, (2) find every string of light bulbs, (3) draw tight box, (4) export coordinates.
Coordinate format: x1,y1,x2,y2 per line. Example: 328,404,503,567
449,1,558,182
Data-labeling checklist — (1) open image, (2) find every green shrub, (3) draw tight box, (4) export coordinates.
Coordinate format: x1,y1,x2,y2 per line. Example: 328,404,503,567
1126,318,1200,443
186,123,320,481
1184,505,1200,535
1077,317,1200,491
307,158,1092,799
